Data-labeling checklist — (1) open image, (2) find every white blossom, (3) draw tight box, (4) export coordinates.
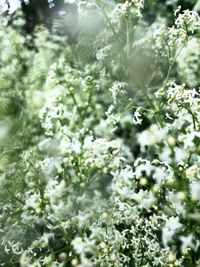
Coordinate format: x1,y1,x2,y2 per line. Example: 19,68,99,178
162,217,182,247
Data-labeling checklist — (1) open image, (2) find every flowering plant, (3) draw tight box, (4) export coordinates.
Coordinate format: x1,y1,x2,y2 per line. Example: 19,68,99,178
0,1,200,266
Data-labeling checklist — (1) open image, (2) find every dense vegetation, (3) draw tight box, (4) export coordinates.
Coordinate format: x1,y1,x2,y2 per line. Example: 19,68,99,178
0,0,200,266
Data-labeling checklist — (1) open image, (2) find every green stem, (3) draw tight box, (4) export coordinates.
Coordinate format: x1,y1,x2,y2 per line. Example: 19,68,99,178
95,0,118,38
126,17,130,60
95,0,127,60
6,187,24,205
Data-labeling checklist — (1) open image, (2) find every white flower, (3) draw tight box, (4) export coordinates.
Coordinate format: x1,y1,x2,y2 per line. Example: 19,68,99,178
39,233,54,247
180,234,196,251
175,10,200,33
41,157,62,178
51,200,71,220
23,193,40,210
134,159,155,178
91,138,109,155
133,107,143,125
137,130,152,151
64,0,76,3
8,0,21,14
76,212,91,228
109,81,127,105
72,237,86,254
96,45,111,61
174,147,187,163
162,217,182,247
190,181,200,201
46,179,66,204
132,190,156,210
159,146,171,162
167,191,185,214
137,125,168,152
186,165,198,179
0,0,8,12
153,166,172,185
38,138,60,154
20,252,31,267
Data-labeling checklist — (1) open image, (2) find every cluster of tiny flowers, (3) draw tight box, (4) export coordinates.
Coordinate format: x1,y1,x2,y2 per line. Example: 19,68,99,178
175,8,200,33
177,37,200,87
152,7,200,63
0,1,200,267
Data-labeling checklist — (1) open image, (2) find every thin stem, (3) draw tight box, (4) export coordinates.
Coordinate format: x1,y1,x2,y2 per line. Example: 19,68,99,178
158,38,189,113
95,0,117,38
176,101,197,131
68,87,81,113
95,0,126,60
144,90,164,128
163,40,187,92
6,187,24,205
126,17,130,60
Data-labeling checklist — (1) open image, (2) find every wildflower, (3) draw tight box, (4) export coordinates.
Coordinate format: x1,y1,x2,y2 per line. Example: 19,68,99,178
190,181,200,201
162,217,182,247
180,234,196,251
1,0,21,14
186,165,198,179
168,252,176,263
132,107,143,125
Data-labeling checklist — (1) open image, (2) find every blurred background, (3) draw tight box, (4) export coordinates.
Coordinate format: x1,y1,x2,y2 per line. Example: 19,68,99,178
5,0,200,35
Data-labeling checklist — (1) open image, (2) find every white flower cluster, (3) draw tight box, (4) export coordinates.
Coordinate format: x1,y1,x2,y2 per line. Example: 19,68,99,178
111,0,144,22
177,37,200,87
0,1,200,267
175,8,200,33
0,0,30,13
152,8,200,63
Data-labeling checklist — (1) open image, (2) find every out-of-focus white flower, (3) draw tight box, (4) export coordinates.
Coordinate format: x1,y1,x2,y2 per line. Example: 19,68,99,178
23,192,40,210
39,232,54,247
20,252,31,267
72,237,95,256
186,165,198,179
41,157,62,178
46,179,66,205
132,189,156,210
167,191,185,214
134,159,154,178
137,124,168,152
153,166,173,185
64,0,76,3
8,0,21,14
180,234,196,251
162,216,182,247
174,147,188,163
0,0,8,12
96,45,112,61
190,181,200,201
